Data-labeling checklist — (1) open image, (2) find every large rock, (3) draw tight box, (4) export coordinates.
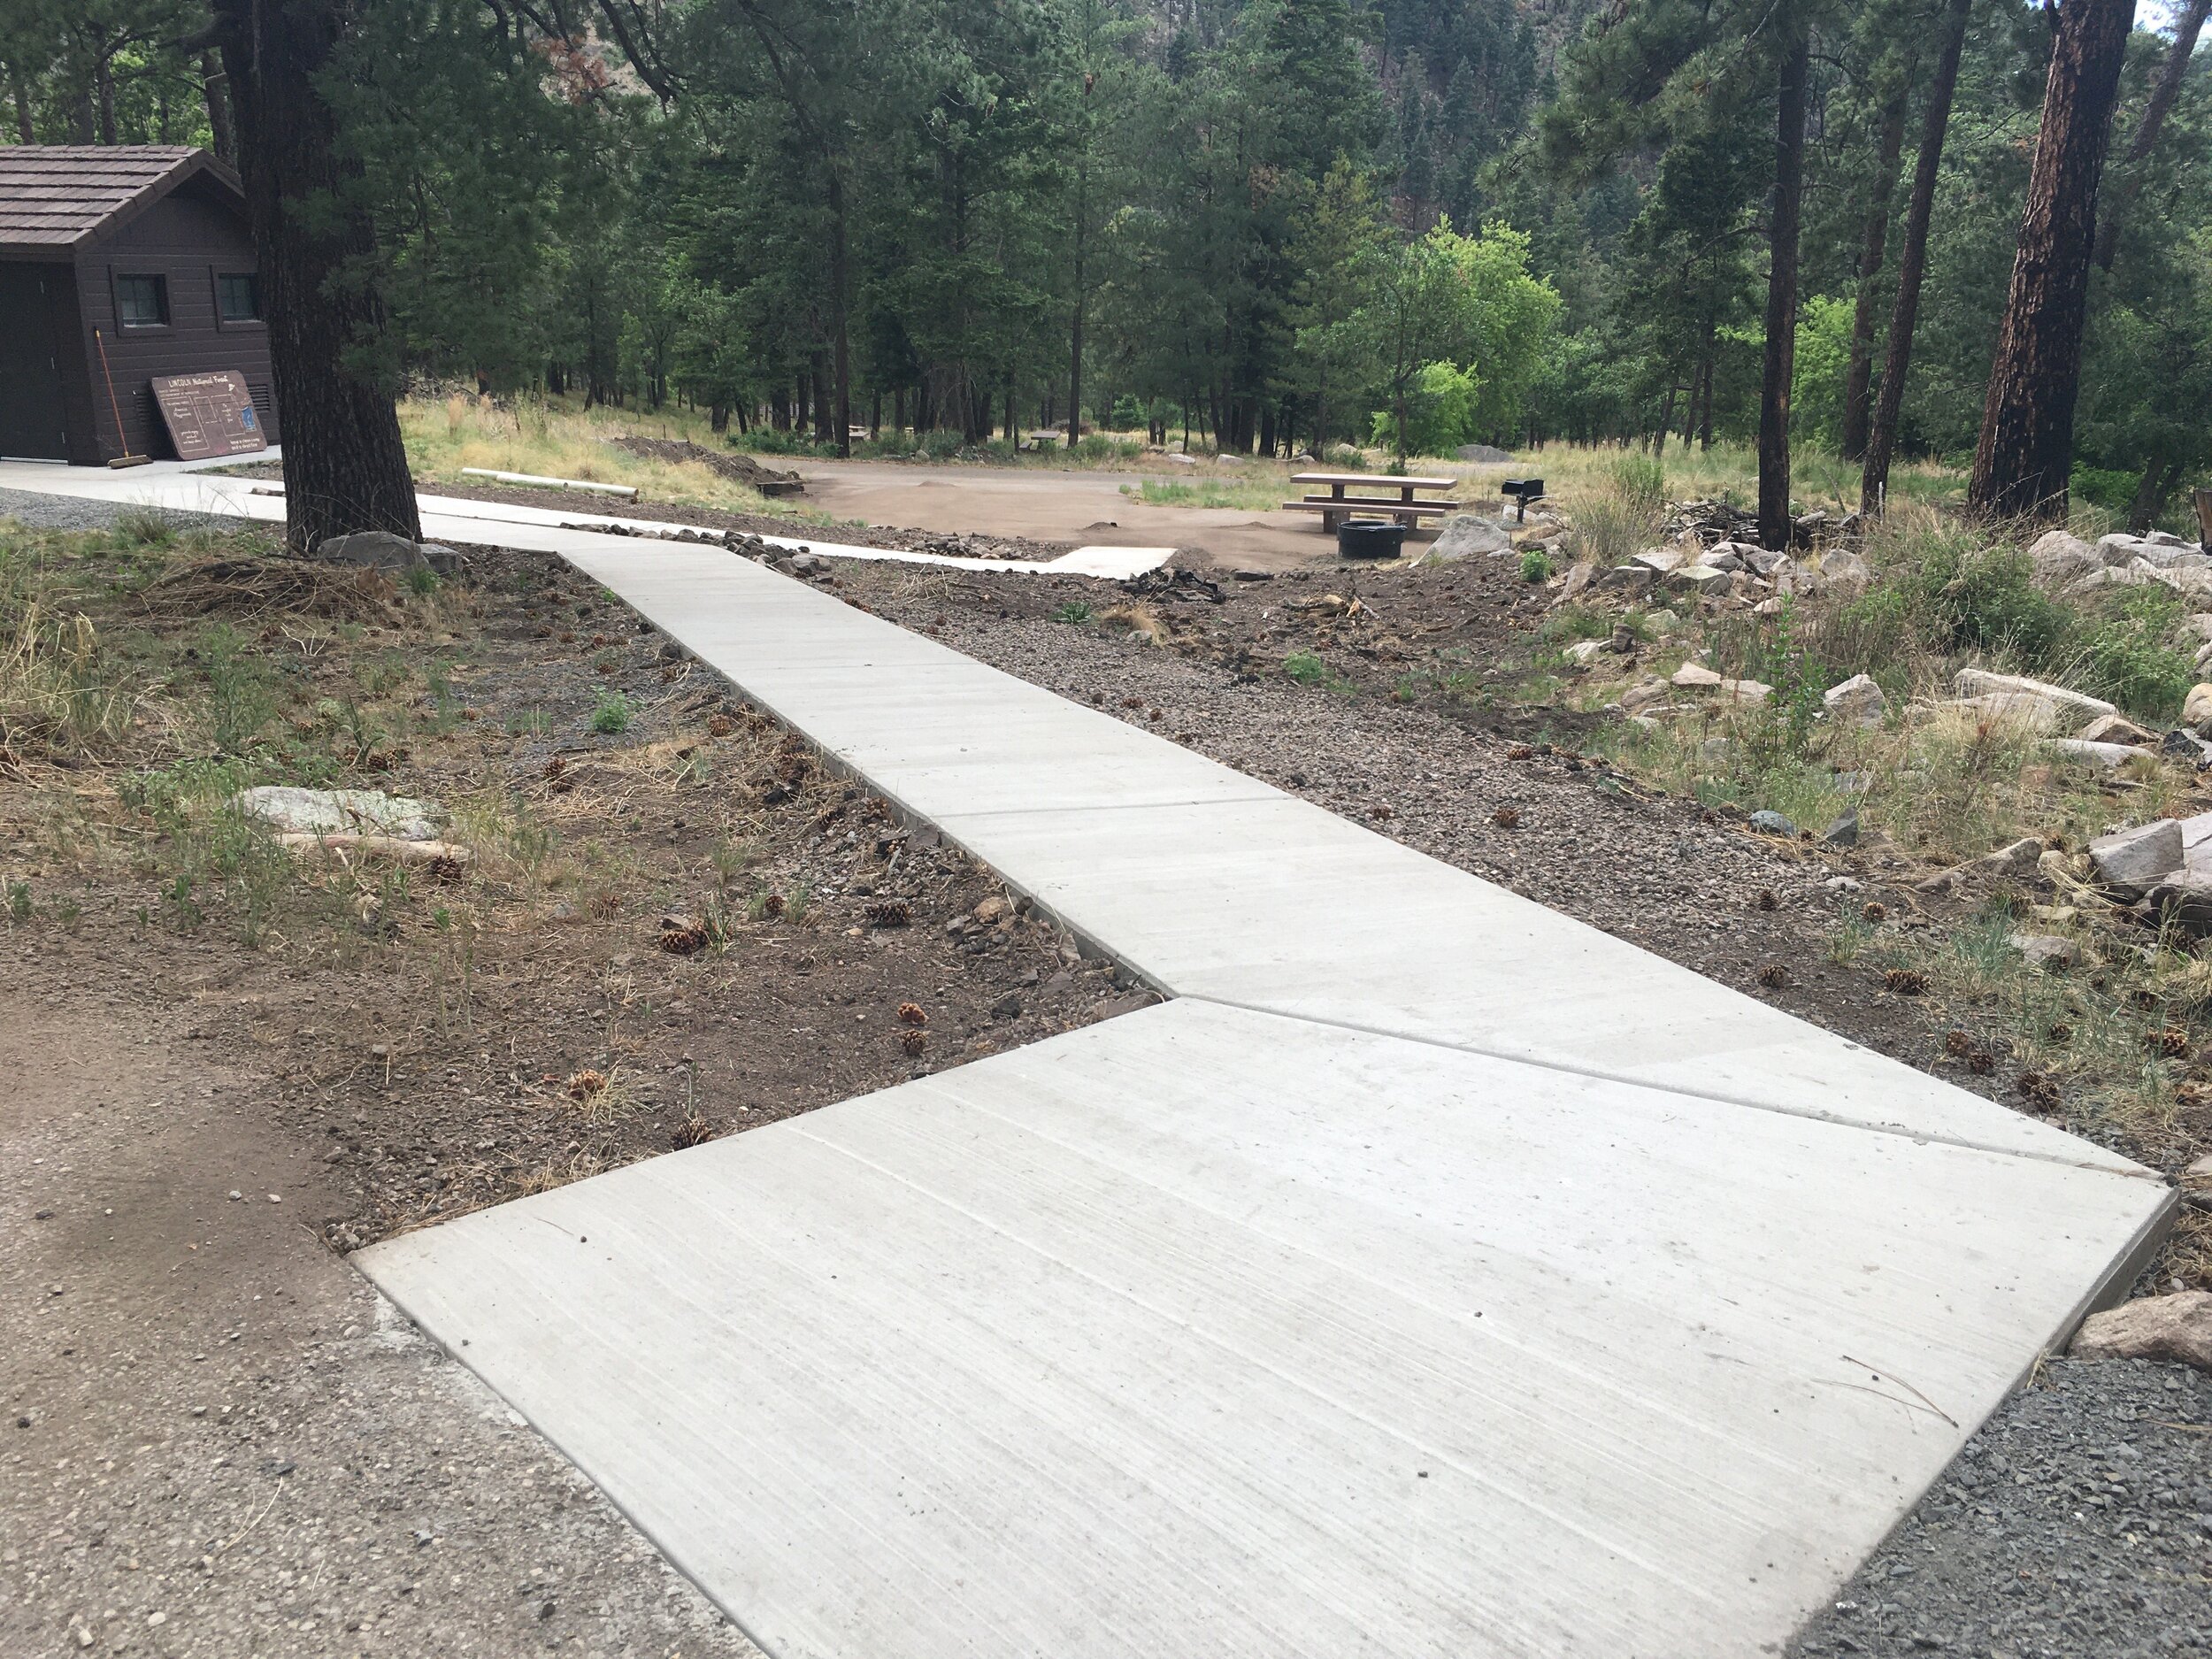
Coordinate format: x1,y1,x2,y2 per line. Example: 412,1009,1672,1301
1667,563,1731,595
2147,872,2212,934
2072,1292,2212,1371
2076,712,2154,746
1952,668,2116,724
1632,546,1687,574
2087,817,2184,895
2009,933,2079,970
2097,532,2148,566
2185,683,2212,734
1425,514,1514,562
315,531,463,574
1948,690,2065,733
1823,672,1886,729
2025,528,2100,586
1671,661,1723,689
2047,737,2148,772
1598,563,1655,593
2183,808,2212,872
234,786,440,841
1719,677,1772,705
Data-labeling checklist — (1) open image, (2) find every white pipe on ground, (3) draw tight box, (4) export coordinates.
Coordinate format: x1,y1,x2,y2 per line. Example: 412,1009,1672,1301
460,467,637,499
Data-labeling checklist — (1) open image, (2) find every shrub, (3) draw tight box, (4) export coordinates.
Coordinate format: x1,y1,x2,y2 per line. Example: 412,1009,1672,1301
2071,463,2138,513
1284,649,1327,684
2068,589,2194,718
589,688,633,734
918,430,964,460
1609,454,1666,515
1519,548,1552,583
1051,601,1093,626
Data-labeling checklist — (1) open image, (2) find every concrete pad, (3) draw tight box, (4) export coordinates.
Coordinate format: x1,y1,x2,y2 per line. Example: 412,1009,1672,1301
359,1001,2170,1659
928,794,2143,1174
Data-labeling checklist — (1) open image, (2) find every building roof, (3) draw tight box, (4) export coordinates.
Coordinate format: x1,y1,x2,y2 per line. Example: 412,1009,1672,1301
0,146,244,251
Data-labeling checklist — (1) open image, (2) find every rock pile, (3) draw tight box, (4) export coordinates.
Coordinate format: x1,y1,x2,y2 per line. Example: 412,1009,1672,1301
2026,527,2212,598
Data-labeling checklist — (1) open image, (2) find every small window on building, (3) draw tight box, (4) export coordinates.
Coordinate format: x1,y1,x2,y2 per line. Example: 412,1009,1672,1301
115,273,168,328
217,273,260,323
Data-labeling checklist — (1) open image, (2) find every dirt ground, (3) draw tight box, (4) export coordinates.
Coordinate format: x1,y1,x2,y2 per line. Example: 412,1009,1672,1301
787,457,1385,568
0,519,1148,1655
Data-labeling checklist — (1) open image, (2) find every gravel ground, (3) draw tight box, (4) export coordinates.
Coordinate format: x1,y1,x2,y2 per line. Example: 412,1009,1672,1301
1793,1359,2212,1657
0,487,249,535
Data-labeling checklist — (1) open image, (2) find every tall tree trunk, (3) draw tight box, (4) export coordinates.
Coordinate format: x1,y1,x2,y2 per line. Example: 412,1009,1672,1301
2128,456,2181,534
1863,0,1971,516
210,0,419,551
6,65,34,143
827,183,852,458
1840,81,1910,462
2095,0,2211,270
95,55,117,143
1970,0,2134,523
1757,27,1811,551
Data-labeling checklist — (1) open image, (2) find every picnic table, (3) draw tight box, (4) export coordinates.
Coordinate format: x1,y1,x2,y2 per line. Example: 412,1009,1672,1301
1282,471,1457,532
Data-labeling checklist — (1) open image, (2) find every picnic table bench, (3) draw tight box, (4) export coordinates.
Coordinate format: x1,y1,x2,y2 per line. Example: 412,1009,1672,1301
1282,471,1457,532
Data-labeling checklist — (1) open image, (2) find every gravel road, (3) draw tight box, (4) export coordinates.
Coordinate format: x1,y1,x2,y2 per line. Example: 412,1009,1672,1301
0,488,245,535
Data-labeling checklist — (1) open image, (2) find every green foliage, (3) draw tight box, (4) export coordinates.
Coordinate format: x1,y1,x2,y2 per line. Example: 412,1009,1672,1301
1519,548,1552,583
1051,601,1094,626
199,626,276,756
589,688,634,734
1789,296,1854,452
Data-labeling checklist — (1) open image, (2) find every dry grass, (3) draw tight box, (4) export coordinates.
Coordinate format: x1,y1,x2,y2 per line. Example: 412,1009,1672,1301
395,395,824,519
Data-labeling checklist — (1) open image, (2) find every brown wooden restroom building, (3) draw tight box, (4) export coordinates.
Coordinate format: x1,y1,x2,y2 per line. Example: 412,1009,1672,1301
0,145,279,464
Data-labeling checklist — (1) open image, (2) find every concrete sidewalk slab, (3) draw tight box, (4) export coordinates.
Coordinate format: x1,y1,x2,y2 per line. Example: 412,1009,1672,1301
360,1001,2170,1659
0,459,1176,578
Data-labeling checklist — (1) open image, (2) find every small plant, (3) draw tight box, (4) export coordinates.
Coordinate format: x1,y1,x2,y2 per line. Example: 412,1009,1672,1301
112,504,179,548
1284,650,1328,685
1519,549,1552,583
1052,601,1094,626
403,565,441,597
589,688,634,734
199,624,275,755
6,879,29,921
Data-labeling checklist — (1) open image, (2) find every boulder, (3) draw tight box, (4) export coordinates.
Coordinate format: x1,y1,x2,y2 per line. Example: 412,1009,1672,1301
2147,530,2197,550
1425,514,1515,561
1671,662,1723,689
1952,668,2116,724
2075,712,2155,747
1598,563,1655,593
2087,817,2184,895
1719,677,1773,705
1747,810,1797,837
2025,529,2101,587
2046,737,2148,772
2186,683,2212,734
1823,672,1886,729
1630,546,1686,573
1619,679,1671,713
314,530,463,573
2072,1292,2212,1372
1740,546,1793,577
1563,639,1608,665
2147,872,2212,934
1948,691,2064,733
2008,933,2078,970
1822,808,1859,847
2182,808,2212,872
1976,837,2046,881
1667,564,1731,595
234,786,439,841
2097,532,2147,566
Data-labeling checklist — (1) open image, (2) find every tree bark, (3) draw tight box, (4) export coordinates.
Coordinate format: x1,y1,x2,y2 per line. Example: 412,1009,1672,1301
199,52,235,163
2128,456,2181,534
1863,0,1972,517
1757,27,1811,551
210,0,419,552
1970,0,2133,523
827,182,851,458
7,64,35,143
2095,0,2210,270
1840,80,1910,462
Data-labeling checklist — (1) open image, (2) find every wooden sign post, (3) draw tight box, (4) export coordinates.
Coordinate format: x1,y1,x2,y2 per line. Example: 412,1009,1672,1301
149,370,268,461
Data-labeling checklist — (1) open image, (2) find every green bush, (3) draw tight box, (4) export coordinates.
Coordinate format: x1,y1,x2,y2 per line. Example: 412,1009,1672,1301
1519,548,1552,583
919,430,964,460
2070,463,2139,513
2070,589,2194,718
1110,393,1146,430
1609,454,1667,515
589,688,634,734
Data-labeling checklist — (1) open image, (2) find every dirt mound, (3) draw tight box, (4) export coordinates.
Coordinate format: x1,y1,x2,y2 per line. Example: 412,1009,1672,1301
609,436,803,495
1455,444,1517,465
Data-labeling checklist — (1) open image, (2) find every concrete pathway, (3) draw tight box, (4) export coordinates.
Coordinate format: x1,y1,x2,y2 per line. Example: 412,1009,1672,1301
0,457,1177,579
0,460,2176,1656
